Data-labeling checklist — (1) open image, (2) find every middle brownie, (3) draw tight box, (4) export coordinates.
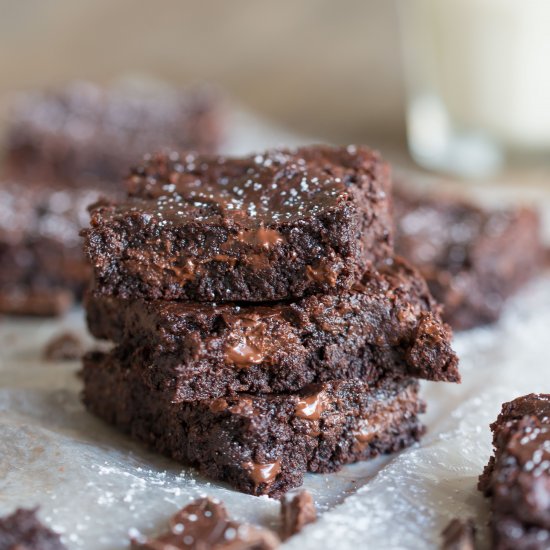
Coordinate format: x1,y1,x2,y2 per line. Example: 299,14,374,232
82,145,393,302
86,257,460,401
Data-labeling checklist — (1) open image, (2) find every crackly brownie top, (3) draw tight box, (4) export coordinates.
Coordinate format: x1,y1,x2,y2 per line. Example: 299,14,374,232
0,508,66,550
91,145,387,229
130,497,279,549
394,187,530,274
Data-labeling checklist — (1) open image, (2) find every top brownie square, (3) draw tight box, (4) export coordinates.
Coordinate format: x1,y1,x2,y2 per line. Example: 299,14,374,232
83,145,393,302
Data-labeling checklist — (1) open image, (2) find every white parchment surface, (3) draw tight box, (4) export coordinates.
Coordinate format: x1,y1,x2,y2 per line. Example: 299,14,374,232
1,116,550,549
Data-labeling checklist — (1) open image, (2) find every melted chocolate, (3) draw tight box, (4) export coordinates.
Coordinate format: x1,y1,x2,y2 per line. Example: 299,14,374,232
242,460,281,488
236,227,285,249
223,315,275,368
224,339,264,368
295,391,328,421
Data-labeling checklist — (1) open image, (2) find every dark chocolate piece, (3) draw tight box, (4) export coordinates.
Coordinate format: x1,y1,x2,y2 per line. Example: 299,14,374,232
4,81,223,186
479,394,550,549
0,508,66,550
83,145,393,302
85,257,459,401
130,497,279,549
280,491,317,540
43,331,84,361
82,351,426,497
394,186,543,330
441,518,476,550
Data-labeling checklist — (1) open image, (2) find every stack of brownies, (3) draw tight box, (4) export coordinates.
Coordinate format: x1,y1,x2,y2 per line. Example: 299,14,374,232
81,145,460,497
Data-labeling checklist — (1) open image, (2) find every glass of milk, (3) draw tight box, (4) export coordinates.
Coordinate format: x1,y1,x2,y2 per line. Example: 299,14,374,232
398,0,550,177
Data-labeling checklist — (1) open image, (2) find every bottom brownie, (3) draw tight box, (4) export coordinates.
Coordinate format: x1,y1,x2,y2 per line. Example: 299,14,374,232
83,351,425,497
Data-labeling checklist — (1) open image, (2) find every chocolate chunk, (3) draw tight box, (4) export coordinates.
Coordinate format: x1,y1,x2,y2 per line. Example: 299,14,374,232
441,518,476,550
130,497,279,549
394,186,543,330
479,394,550,549
280,491,317,540
43,331,84,361
0,508,66,550
83,145,393,303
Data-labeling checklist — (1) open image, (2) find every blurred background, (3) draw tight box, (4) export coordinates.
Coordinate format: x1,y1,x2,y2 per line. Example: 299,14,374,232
0,0,406,146
2,0,550,180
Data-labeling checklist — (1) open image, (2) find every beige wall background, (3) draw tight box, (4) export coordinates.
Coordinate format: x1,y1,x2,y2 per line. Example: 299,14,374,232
0,0,405,145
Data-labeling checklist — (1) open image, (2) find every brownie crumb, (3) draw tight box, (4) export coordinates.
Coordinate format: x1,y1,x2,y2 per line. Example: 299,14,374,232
441,518,476,550
130,497,279,549
479,393,550,549
0,508,66,550
43,332,84,361
280,490,317,540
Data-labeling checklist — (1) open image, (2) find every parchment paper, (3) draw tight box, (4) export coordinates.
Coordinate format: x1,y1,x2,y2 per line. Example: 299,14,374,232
1,115,550,549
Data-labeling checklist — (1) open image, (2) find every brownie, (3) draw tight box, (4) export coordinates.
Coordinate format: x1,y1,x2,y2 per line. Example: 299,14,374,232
478,394,550,549
394,186,543,330
0,182,103,315
83,350,425,497
280,491,317,540
130,497,279,549
84,257,459,401
82,145,393,302
0,508,66,550
3,81,223,186
441,518,476,550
